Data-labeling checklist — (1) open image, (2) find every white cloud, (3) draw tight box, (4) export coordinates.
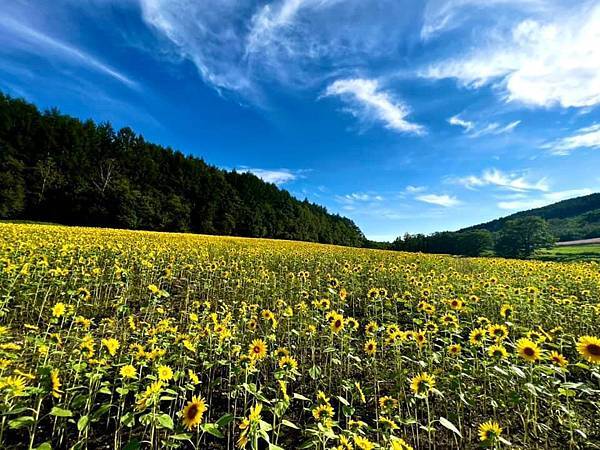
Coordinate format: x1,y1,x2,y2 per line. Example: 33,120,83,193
422,2,600,108
448,114,473,131
323,78,424,135
336,192,384,204
498,188,593,210
455,168,549,192
138,0,422,98
405,185,427,194
541,124,600,155
0,15,137,89
448,114,521,137
421,0,546,40
416,193,461,207
237,168,301,185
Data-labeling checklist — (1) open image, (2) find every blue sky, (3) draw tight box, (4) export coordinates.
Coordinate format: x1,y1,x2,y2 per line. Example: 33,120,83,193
1,0,600,241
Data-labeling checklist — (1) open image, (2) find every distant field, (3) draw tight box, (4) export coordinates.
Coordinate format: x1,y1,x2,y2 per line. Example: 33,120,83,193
535,244,600,262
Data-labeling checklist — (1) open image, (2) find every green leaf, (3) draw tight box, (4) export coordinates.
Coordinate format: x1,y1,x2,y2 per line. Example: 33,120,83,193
8,416,35,429
170,433,192,441
216,413,234,428
34,443,52,450
201,423,224,438
269,445,285,450
292,393,310,401
120,412,135,428
308,365,321,380
439,416,462,438
157,413,174,430
281,419,299,429
77,415,89,431
123,440,140,450
50,406,73,417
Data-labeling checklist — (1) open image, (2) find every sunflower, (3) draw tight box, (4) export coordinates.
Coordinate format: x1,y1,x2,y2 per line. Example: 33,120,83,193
346,317,359,330
410,372,435,397
102,338,120,356
157,365,173,381
337,435,353,450
576,335,600,364
378,395,398,412
180,396,207,430
312,403,334,425
379,416,398,430
488,324,509,341
331,314,345,334
248,339,267,360
50,369,62,398
367,288,380,300
390,437,414,450
364,339,377,356
353,436,375,450
469,328,487,346
120,364,137,379
365,321,378,335
549,351,568,368
52,302,66,318
278,355,298,371
448,343,462,356
478,420,502,442
488,344,508,359
449,298,464,311
516,338,541,363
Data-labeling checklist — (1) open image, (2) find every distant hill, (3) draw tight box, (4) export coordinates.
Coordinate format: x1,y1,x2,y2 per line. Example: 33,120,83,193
0,93,365,246
461,193,600,241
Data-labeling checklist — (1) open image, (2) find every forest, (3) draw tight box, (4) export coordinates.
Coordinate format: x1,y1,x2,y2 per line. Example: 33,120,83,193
0,93,365,247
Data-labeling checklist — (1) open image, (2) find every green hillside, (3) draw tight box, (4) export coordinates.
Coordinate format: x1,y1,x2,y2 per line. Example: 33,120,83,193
461,193,600,241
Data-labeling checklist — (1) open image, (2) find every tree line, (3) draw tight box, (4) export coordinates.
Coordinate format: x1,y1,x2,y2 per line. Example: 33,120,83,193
390,216,556,258
0,93,365,247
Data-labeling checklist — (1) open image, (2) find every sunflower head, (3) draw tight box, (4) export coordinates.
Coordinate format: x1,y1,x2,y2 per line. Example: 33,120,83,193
364,339,377,356
478,420,502,442
410,372,435,397
248,339,267,360
549,351,568,368
576,335,600,364
181,396,207,430
516,338,541,363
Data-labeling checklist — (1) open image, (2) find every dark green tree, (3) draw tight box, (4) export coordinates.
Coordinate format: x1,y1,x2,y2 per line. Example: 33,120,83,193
494,216,555,258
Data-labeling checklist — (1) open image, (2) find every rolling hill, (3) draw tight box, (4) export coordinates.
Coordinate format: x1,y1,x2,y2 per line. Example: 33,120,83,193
461,193,600,241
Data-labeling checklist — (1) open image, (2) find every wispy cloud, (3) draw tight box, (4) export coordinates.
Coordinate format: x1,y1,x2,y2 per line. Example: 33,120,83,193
455,168,549,192
323,78,424,135
422,2,600,108
497,188,594,210
0,15,138,89
541,124,600,156
448,114,474,132
416,193,461,207
236,168,304,185
448,114,520,137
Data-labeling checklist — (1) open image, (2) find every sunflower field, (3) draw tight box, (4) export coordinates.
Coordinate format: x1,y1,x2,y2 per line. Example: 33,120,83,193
0,223,599,450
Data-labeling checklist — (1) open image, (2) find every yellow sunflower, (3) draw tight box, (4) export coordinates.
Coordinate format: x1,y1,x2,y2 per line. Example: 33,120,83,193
120,364,137,379
181,396,207,430
469,328,487,346
488,344,508,359
478,420,502,442
516,338,541,363
157,365,173,381
364,339,377,356
576,335,600,364
549,351,568,368
278,355,298,371
390,437,414,450
410,372,435,397
248,339,267,360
